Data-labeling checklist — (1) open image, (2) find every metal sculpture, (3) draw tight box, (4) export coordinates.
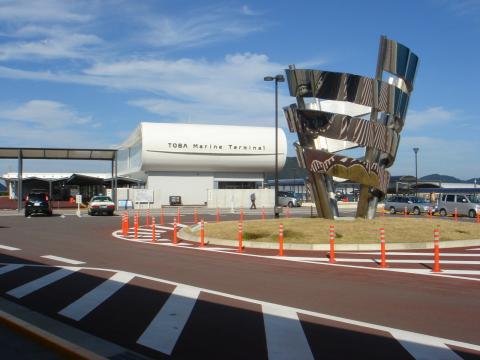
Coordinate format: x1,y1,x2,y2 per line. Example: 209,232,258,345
284,36,419,219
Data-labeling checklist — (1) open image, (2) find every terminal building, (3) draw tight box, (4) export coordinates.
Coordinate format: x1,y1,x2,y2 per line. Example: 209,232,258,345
1,122,287,207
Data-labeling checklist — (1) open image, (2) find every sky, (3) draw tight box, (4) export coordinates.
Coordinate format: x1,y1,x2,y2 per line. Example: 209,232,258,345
0,0,479,180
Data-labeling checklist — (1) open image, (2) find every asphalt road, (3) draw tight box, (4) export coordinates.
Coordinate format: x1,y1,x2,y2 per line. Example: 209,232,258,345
0,209,479,359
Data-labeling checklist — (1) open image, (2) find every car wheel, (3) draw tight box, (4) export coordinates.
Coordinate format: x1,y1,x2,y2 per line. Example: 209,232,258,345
109,211,114,216
389,207,396,215
413,207,421,216
24,211,30,217
287,202,294,208
469,210,476,219
439,209,447,217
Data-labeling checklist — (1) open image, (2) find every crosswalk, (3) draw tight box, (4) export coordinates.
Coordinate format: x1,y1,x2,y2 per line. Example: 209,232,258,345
0,261,479,359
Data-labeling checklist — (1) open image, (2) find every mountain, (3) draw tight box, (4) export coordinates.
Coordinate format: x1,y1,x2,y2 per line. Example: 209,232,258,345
420,174,465,183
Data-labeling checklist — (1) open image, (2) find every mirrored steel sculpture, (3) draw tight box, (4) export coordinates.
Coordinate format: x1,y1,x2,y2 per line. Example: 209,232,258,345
284,36,419,219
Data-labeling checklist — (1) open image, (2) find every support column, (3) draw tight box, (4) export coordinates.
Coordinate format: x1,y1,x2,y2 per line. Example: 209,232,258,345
17,150,23,212
113,152,118,210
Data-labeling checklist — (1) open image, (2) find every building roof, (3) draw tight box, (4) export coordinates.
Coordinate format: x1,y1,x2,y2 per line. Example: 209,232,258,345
0,147,116,160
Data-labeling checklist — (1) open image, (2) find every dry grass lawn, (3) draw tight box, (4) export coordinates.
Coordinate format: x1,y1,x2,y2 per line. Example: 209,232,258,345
191,218,480,244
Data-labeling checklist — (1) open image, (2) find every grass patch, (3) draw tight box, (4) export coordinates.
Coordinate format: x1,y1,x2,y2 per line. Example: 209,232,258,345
195,218,480,244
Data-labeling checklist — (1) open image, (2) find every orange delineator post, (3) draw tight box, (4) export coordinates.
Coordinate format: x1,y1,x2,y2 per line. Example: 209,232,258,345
454,208,458,222
200,219,205,247
160,208,165,225
380,228,387,268
194,208,198,224
237,222,243,253
146,209,150,226
278,223,284,256
433,228,441,272
429,207,433,219
151,216,156,242
216,208,220,223
121,212,126,236
261,207,266,221
404,206,408,217
134,213,138,239
329,225,335,263
173,217,178,244
477,212,480,224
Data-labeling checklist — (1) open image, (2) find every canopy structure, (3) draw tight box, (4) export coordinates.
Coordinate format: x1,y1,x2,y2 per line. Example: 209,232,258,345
0,147,118,211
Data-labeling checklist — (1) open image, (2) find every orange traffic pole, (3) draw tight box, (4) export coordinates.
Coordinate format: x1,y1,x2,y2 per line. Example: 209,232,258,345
151,216,156,243
329,225,335,263
404,206,408,217
160,208,165,225
477,212,480,224
237,222,243,253
454,207,458,222
125,212,129,234
121,212,126,236
261,207,266,221
146,209,150,226
380,228,387,268
278,223,284,256
433,228,441,272
134,212,138,239
200,219,205,247
429,207,432,219
173,217,178,244
194,208,198,224
216,208,220,223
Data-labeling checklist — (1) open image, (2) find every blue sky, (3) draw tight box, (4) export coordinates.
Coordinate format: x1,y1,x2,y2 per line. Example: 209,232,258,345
0,0,479,179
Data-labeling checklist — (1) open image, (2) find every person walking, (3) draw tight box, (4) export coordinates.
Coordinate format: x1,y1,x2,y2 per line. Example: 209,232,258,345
250,192,257,209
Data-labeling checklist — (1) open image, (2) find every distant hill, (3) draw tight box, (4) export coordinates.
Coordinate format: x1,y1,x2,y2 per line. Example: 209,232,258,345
419,174,465,183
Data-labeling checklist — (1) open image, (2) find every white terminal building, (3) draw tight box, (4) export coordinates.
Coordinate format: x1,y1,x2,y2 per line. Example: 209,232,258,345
117,122,287,206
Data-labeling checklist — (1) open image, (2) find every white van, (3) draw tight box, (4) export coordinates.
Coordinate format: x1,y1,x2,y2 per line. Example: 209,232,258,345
435,193,480,218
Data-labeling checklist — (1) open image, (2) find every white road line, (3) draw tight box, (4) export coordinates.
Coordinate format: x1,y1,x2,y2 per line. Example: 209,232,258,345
373,259,480,265
0,264,23,275
263,304,314,360
391,329,463,360
343,252,480,257
169,223,188,228
0,245,21,251
440,269,480,275
58,272,135,321
137,285,200,355
7,267,79,298
466,248,480,251
40,255,85,265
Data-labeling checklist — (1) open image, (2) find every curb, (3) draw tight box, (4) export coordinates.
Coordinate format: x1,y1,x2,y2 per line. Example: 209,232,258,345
0,309,105,360
178,228,480,251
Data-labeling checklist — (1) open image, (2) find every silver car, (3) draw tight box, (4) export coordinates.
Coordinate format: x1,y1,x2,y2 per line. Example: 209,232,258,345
435,193,480,218
384,196,432,215
278,191,302,208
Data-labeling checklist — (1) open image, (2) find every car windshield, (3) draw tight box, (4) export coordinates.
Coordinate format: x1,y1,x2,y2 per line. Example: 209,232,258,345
411,197,429,203
91,196,112,202
467,194,480,203
28,193,47,201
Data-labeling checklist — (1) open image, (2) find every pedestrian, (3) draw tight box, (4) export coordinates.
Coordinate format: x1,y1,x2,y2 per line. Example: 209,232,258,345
250,192,256,209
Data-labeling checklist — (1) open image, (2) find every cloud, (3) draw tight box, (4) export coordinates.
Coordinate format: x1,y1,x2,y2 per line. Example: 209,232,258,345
241,5,259,16
0,0,91,23
137,5,264,49
0,100,91,128
404,107,458,131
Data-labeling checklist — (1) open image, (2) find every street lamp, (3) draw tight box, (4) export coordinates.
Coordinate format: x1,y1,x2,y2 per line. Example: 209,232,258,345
264,74,285,218
413,147,419,197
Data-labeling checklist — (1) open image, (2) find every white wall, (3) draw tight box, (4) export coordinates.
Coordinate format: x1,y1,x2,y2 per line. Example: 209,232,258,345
207,189,274,208
147,172,214,205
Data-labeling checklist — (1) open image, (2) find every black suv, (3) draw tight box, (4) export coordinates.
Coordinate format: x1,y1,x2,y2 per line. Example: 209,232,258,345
25,192,53,217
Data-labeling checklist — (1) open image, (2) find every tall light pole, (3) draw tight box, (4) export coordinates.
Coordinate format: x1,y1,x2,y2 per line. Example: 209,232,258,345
413,147,419,197
264,74,285,218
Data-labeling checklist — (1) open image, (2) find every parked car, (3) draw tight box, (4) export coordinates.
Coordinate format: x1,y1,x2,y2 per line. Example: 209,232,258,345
87,195,115,216
435,193,480,218
278,191,302,208
384,196,432,215
24,191,53,217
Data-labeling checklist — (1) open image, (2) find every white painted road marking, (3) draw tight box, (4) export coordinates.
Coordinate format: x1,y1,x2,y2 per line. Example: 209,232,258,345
0,244,21,251
41,255,86,265
0,263,23,275
391,329,463,360
137,285,200,355
263,304,314,360
7,267,79,298
58,272,135,321
344,251,480,257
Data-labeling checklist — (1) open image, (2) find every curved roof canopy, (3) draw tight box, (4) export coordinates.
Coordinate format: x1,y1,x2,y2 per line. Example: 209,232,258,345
0,147,116,160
